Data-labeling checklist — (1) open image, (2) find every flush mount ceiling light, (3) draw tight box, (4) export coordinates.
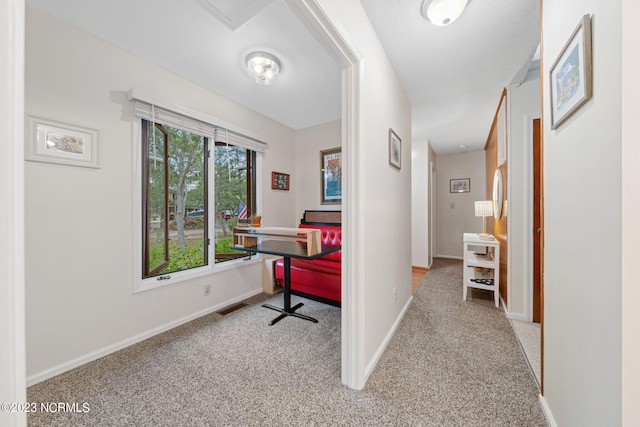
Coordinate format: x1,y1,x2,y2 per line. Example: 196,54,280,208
421,0,469,27
245,52,280,85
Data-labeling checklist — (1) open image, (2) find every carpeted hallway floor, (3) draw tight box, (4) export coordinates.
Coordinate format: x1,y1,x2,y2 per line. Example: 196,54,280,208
27,258,547,426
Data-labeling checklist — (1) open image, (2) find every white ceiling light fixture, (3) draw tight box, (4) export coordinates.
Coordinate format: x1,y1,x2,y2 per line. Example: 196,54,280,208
245,51,281,85
421,0,469,27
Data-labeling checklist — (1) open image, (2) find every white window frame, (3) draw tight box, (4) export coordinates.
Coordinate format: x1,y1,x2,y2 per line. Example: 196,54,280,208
130,91,265,293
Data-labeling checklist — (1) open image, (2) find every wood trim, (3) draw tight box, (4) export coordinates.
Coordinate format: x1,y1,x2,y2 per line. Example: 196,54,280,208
412,267,428,295
485,90,508,307
539,0,545,395
484,88,508,152
302,210,341,225
533,118,542,323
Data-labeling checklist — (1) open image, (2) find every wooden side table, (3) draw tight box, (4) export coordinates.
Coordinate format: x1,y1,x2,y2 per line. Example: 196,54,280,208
463,233,500,307
261,255,283,295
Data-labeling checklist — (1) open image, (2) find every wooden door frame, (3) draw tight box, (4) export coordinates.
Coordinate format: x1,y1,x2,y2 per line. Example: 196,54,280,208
526,113,544,394
532,118,542,323
429,162,435,268
539,0,545,395
525,113,541,322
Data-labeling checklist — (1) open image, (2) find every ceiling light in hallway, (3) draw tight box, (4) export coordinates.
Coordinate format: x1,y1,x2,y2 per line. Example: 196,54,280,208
421,0,469,26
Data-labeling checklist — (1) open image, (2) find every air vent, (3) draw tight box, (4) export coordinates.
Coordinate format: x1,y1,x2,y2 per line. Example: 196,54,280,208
216,302,248,316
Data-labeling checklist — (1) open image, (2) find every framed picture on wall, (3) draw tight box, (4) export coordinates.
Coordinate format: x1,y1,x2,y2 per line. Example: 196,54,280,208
549,14,593,130
450,178,470,193
388,128,401,170
26,116,100,169
271,171,290,191
320,147,341,205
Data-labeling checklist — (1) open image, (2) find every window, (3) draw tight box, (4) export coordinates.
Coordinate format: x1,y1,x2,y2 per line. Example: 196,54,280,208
213,142,256,263
142,120,209,278
131,91,266,287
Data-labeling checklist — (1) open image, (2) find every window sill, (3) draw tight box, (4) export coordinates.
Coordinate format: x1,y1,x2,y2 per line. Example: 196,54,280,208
134,254,261,293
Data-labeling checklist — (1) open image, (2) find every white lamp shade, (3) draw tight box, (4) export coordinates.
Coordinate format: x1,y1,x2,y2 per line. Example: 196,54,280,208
475,200,493,217
422,0,469,26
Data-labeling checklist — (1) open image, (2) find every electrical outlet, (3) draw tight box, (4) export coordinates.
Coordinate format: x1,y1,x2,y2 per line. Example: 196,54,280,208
204,284,211,296
393,286,397,303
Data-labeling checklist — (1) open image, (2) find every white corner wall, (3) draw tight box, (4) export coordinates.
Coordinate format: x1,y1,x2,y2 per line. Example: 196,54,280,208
294,120,342,218
621,0,640,424
506,75,540,319
411,139,429,269
435,150,486,258
25,7,297,382
1,0,26,425
542,2,622,425
319,0,413,386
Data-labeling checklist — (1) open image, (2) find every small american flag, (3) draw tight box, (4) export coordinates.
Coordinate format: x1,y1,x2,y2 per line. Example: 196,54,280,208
237,199,248,220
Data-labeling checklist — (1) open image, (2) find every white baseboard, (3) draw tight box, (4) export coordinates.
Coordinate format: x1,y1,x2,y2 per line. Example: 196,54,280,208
364,295,413,382
436,254,463,260
27,288,263,386
498,296,529,322
505,310,528,322
539,394,557,427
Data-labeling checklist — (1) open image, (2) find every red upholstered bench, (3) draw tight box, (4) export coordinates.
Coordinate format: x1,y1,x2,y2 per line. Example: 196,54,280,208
274,211,341,307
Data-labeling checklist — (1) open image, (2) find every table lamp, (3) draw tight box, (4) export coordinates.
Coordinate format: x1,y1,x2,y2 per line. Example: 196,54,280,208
474,200,493,237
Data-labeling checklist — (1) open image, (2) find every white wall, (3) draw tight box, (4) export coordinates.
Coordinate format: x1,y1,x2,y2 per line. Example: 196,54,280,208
435,150,486,258
506,74,541,319
542,2,622,425
320,0,413,385
429,145,437,266
0,0,26,425
25,7,297,382
621,0,640,424
294,120,342,217
411,139,429,269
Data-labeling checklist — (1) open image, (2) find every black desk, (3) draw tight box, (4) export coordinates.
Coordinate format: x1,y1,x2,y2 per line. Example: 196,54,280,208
230,240,341,325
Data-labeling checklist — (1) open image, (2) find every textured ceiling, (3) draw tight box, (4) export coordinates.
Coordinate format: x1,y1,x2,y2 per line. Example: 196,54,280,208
361,0,540,154
26,0,540,154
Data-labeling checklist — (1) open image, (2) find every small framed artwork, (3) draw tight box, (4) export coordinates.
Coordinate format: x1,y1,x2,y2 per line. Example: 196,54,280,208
388,128,401,170
320,147,341,205
26,116,100,168
450,178,470,193
271,171,290,191
549,14,593,130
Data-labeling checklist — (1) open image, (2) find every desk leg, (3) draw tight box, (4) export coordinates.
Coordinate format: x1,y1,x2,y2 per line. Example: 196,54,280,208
262,256,318,325
283,256,291,311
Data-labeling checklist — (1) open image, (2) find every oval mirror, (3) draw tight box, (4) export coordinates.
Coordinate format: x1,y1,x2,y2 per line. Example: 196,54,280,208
492,169,503,219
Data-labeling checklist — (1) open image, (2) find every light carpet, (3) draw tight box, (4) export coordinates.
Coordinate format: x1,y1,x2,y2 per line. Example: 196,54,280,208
27,258,547,426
